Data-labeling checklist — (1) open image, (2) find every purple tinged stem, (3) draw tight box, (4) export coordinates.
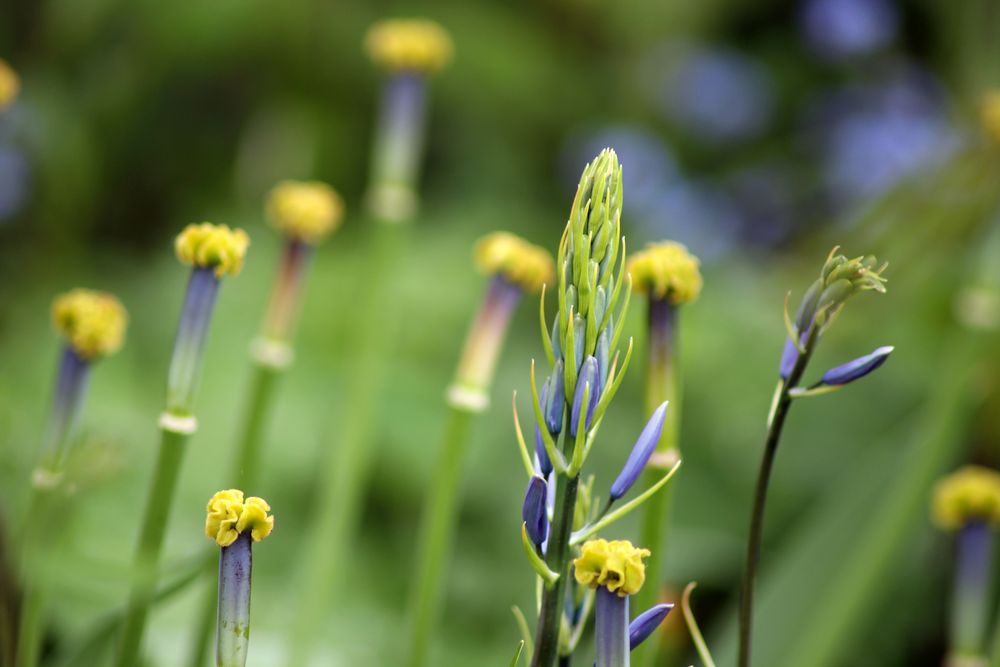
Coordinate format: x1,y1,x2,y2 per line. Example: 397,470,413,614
217,532,253,667
595,587,630,667
166,267,221,414
610,402,669,501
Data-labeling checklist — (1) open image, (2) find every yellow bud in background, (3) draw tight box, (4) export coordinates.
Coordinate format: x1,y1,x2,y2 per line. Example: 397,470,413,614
175,223,250,277
266,180,344,245
932,465,1000,531
573,538,651,597
365,19,453,74
474,231,555,294
51,289,128,360
0,59,19,111
980,92,1000,145
205,489,274,547
627,242,703,305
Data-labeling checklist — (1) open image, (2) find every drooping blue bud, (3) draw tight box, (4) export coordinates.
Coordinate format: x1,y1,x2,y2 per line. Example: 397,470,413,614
544,360,565,435
628,603,674,650
820,345,893,386
610,402,668,501
569,356,598,438
522,476,548,548
534,385,553,476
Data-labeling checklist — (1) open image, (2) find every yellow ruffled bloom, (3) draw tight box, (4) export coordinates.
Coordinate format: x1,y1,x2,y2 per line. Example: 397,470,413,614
627,242,703,305
175,223,250,277
266,180,344,244
573,538,651,597
205,489,274,547
932,465,1000,531
474,231,555,294
51,289,128,360
0,58,18,111
365,19,453,74
981,92,1000,145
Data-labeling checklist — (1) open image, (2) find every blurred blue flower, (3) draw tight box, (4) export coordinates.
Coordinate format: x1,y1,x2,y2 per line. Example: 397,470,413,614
0,146,29,221
807,66,960,204
655,46,774,143
800,0,898,61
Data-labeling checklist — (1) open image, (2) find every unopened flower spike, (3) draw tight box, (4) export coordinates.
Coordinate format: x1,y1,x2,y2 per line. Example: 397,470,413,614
0,58,19,111
932,467,1000,664
365,18,453,74
266,180,344,246
574,539,651,667
205,490,273,667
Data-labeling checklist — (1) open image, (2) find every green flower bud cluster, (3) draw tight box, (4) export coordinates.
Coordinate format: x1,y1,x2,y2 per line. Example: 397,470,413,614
794,248,887,335
550,148,629,406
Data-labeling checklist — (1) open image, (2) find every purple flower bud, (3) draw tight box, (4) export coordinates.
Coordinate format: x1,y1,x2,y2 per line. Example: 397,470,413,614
534,385,553,476
569,356,599,438
820,345,893,385
544,360,565,435
522,476,548,548
610,402,668,501
779,336,798,379
629,603,674,650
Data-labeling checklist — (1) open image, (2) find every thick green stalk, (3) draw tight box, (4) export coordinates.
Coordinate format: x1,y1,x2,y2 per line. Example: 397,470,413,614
115,426,190,667
633,299,679,667
404,405,475,667
185,362,282,667
737,327,816,667
531,472,580,667
287,223,406,666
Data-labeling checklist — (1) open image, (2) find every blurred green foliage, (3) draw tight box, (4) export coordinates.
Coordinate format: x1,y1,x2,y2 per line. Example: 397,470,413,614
3,0,1000,665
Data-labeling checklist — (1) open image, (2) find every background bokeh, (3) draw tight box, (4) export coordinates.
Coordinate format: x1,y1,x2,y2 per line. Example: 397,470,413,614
2,0,1000,665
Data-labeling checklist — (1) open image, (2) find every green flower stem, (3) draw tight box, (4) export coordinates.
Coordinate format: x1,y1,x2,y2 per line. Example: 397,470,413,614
185,361,282,667
738,325,818,667
532,471,580,667
404,404,475,667
287,222,407,666
115,424,190,667
633,298,679,667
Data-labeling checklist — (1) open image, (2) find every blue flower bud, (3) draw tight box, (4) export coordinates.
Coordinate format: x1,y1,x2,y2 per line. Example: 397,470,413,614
820,345,893,386
628,603,674,650
522,476,548,548
569,356,599,438
610,402,668,501
534,385,553,476
544,360,565,435
779,336,798,379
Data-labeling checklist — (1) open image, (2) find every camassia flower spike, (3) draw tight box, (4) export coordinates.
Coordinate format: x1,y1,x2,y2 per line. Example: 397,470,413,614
206,490,274,667
574,539,653,667
932,466,1000,665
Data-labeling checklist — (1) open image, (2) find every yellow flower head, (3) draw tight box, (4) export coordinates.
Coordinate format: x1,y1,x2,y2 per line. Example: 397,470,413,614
573,538,651,597
932,466,1000,531
51,289,128,360
205,489,274,547
627,242,703,305
474,232,555,294
981,92,1000,145
365,19,453,74
266,180,344,244
0,59,19,111
175,223,250,277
